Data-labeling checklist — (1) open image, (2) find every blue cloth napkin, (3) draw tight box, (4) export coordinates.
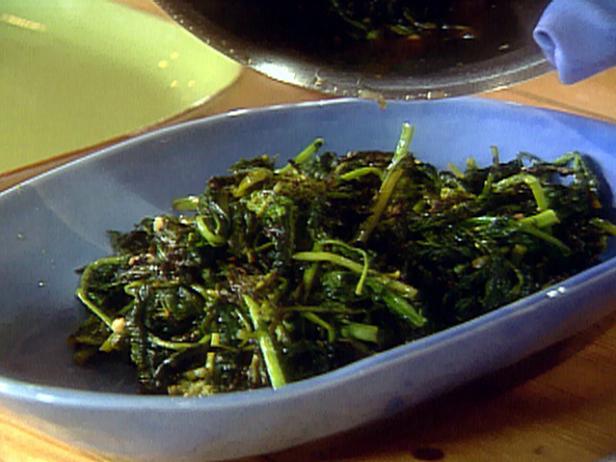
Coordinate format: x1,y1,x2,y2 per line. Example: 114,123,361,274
533,0,616,84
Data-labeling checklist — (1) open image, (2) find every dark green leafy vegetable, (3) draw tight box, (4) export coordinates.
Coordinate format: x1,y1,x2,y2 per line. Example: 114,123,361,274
70,124,616,396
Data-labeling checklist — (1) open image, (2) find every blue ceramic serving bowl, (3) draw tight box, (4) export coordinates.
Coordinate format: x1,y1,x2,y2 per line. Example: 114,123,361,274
0,98,615,461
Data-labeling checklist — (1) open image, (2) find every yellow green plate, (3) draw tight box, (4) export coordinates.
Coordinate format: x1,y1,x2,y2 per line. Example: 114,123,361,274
0,0,241,173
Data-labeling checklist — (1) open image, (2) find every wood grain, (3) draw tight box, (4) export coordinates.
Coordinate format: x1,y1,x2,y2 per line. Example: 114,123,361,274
1,1,615,460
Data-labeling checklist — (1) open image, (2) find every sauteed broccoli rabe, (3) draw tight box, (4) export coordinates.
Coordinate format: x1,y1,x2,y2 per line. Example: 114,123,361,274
70,123,616,396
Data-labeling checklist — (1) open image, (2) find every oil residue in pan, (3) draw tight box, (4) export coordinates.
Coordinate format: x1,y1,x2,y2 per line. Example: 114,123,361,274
182,0,550,77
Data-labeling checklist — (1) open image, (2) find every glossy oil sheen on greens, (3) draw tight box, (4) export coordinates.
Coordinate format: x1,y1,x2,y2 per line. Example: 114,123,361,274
70,124,616,396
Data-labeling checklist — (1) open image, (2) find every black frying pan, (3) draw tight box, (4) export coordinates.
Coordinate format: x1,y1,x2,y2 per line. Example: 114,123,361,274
154,0,552,99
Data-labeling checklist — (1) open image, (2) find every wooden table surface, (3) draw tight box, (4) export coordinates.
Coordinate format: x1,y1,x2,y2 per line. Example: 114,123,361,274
1,2,615,461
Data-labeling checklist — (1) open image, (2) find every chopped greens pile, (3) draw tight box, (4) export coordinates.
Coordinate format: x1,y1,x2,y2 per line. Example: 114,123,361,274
70,123,616,396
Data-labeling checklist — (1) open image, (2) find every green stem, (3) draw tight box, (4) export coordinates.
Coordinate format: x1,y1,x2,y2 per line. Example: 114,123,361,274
76,288,113,329
466,215,571,255
516,222,571,255
294,250,363,273
339,167,383,181
494,173,549,211
590,218,616,236
302,312,336,343
148,333,211,351
378,287,427,327
172,195,199,211
379,277,419,300
319,239,369,295
242,295,287,389
195,215,226,247
466,156,478,170
277,138,324,174
76,256,128,328
478,171,494,201
357,123,414,243
448,162,465,179
491,145,500,165
232,168,273,198
302,242,322,302
519,209,560,228
293,251,418,299
341,322,380,344
282,305,364,314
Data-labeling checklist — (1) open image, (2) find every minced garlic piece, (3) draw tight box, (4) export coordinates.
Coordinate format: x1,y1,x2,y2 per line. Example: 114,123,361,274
111,317,126,334
153,216,165,232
